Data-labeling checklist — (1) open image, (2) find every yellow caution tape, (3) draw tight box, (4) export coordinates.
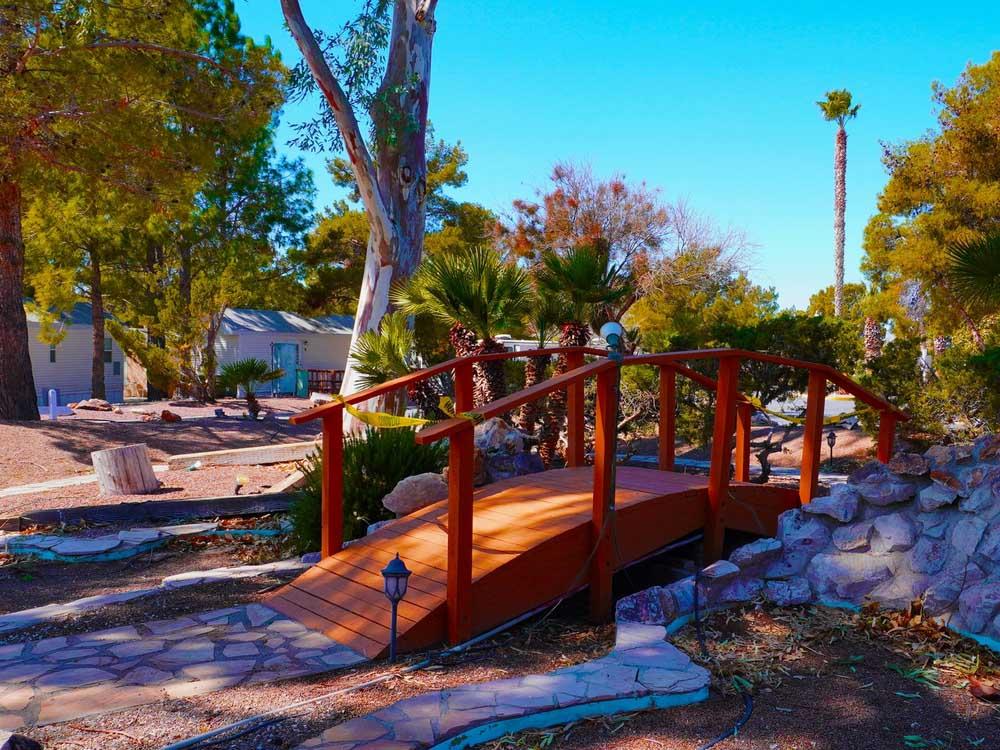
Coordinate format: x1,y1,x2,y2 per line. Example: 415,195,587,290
327,394,483,430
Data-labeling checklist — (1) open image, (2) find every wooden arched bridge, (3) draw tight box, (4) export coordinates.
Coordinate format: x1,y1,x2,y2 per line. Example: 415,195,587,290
266,347,906,658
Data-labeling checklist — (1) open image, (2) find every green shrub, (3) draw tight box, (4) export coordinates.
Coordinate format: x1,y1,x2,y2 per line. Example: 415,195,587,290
289,427,448,553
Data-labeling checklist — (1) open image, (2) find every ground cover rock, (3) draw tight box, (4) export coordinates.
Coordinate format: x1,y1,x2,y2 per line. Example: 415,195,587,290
870,513,917,554
803,485,860,522
382,473,448,517
74,399,113,411
0,732,43,750
806,553,893,600
917,483,958,512
952,517,988,557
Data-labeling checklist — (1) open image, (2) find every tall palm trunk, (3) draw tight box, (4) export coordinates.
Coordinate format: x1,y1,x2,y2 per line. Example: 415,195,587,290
473,338,506,407
862,316,883,362
514,353,550,434
539,322,589,465
0,180,40,420
833,125,847,316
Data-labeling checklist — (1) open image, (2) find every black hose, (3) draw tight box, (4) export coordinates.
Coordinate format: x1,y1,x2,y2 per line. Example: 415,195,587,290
693,568,754,750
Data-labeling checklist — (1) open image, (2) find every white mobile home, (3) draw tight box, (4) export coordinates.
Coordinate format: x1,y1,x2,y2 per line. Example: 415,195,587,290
26,303,126,406
215,308,355,395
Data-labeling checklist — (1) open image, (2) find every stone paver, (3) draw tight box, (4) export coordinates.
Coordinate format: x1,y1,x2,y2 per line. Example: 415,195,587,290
0,604,365,729
295,621,709,750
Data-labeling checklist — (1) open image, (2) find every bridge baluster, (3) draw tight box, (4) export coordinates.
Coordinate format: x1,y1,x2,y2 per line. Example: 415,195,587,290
446,423,475,645
734,401,752,482
320,405,344,557
799,370,827,506
877,412,897,463
590,366,617,623
565,350,586,467
658,366,676,471
454,361,474,411
706,355,741,562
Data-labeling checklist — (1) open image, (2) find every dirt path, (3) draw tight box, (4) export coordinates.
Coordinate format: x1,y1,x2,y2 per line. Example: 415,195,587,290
0,408,318,490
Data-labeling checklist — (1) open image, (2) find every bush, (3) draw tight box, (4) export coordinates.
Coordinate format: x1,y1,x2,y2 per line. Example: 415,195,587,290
289,427,448,553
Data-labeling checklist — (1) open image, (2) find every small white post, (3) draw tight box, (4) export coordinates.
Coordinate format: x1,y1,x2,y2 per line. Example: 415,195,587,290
48,389,58,420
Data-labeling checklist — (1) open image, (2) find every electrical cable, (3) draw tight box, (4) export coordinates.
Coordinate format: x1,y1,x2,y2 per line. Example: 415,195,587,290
693,568,754,750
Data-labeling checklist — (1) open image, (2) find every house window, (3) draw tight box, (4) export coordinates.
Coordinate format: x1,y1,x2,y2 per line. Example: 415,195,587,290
49,345,56,363
113,360,121,376
103,336,112,363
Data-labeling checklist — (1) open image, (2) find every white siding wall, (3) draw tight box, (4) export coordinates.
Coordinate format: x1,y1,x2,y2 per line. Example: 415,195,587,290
28,323,125,405
214,332,352,394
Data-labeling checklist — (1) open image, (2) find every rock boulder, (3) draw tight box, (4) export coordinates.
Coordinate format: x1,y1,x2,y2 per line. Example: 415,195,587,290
382,472,448,517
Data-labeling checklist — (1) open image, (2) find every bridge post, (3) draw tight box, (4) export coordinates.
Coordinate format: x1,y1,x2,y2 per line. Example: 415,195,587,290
446,423,475,644
706,355,740,562
565,350,586,467
590,366,617,623
877,411,897,463
734,401,752,482
320,406,344,558
658,366,676,471
799,370,827,506
454,361,474,411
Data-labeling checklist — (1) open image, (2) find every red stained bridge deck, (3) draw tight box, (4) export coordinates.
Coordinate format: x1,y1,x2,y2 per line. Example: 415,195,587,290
265,466,797,658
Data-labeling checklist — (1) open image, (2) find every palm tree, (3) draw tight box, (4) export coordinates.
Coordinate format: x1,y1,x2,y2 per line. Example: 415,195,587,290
513,293,563,435
944,232,1000,350
393,246,532,406
350,312,416,415
817,89,860,317
534,243,634,463
218,358,284,419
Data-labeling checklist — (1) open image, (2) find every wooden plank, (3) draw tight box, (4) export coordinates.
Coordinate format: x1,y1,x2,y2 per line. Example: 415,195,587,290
613,490,707,563
279,585,391,645
726,484,799,537
706,355,740,562
323,544,450,592
166,440,320,470
448,425,475,644
734,402,752,482
799,370,826,506
289,564,429,622
266,592,386,658
658,366,676,471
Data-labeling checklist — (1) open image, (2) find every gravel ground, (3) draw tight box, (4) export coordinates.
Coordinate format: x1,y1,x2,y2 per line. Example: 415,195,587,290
1,464,296,517
0,403,319,489
480,606,1000,750
25,599,615,750
60,397,315,422
0,541,287,615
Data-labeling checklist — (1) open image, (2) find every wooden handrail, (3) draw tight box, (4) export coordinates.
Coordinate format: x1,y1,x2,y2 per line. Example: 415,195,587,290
289,346,607,425
625,348,908,419
415,358,616,444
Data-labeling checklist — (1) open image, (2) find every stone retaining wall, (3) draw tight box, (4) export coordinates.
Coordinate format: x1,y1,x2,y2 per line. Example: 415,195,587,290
617,434,1000,649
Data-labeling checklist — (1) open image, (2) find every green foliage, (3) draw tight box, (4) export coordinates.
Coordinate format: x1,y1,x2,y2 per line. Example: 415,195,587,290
106,320,180,395
218,358,283,416
290,428,447,550
535,243,634,327
945,233,1000,310
350,312,415,391
713,313,857,405
862,52,1000,342
816,89,861,126
392,246,532,342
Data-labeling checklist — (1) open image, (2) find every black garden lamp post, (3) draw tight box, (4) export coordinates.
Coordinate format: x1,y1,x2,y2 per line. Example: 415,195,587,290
826,429,837,464
381,553,411,662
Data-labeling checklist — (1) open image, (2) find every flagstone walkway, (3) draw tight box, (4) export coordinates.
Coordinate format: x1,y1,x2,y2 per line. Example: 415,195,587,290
296,622,709,750
0,603,365,730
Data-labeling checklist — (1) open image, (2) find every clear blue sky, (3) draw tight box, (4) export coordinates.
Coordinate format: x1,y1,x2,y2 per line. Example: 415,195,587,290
239,1,1000,309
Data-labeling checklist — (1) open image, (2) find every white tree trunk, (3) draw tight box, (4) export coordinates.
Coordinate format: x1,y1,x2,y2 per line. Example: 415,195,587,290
833,126,847,317
92,443,161,496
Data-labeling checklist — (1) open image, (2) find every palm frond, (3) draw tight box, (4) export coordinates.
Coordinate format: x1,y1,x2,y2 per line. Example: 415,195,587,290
535,244,635,323
945,233,1000,309
219,358,284,391
817,89,860,125
351,312,415,389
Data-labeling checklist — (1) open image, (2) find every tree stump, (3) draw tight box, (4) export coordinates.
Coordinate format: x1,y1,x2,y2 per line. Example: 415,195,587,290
91,443,161,496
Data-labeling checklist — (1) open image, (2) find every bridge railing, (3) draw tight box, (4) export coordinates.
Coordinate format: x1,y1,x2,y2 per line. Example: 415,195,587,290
291,345,907,645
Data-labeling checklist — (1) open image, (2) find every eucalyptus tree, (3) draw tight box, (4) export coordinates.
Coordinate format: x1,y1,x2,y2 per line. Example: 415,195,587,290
817,89,860,318
1,0,282,419
280,0,441,399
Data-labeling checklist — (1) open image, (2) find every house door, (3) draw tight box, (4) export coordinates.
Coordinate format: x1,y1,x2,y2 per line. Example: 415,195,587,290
271,343,299,395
